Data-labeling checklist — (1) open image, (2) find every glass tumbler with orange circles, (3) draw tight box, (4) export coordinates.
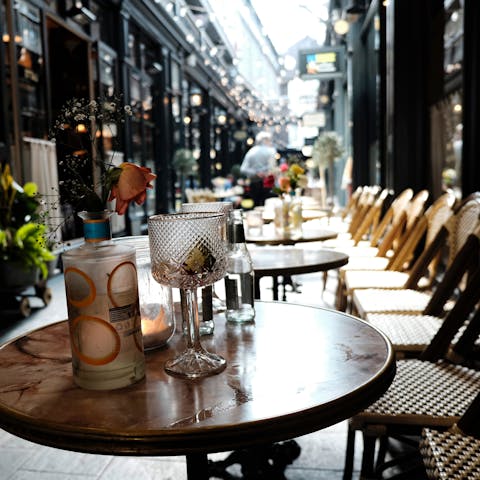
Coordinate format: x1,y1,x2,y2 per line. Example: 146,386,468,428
62,211,145,390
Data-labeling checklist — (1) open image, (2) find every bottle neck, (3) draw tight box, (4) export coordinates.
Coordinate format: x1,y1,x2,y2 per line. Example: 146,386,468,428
228,222,245,244
79,211,113,244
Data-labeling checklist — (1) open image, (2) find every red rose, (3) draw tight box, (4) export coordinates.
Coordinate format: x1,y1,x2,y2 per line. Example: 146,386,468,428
263,174,275,189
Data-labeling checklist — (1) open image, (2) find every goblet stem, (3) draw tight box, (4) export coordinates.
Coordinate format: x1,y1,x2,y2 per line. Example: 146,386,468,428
181,288,203,350
165,287,226,379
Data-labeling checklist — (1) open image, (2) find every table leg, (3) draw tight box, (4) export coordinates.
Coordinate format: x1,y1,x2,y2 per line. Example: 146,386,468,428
207,440,301,479
272,276,279,301
254,276,261,300
186,453,209,480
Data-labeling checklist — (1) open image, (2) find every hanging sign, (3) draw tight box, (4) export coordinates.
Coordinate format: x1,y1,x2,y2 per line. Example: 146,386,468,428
299,46,345,80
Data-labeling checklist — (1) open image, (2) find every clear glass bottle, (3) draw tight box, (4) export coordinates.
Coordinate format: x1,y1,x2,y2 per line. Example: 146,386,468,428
62,211,146,390
225,210,255,323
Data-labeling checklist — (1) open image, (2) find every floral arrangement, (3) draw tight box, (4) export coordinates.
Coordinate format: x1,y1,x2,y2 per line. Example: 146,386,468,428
272,162,308,195
0,164,55,278
49,96,156,215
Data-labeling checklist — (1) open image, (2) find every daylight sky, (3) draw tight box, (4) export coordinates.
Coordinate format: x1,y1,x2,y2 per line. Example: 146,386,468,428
250,0,329,53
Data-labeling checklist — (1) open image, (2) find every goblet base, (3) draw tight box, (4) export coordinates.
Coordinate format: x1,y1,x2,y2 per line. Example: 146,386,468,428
164,348,226,379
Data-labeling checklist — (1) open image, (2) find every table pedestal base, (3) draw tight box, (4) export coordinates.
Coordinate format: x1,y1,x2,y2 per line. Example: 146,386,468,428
207,440,301,479
255,276,302,302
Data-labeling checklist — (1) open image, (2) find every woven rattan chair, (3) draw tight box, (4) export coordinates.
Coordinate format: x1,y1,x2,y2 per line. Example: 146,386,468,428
323,185,383,237
421,427,480,479
342,185,364,221
350,188,427,256
343,268,480,480
334,189,430,310
326,188,414,257
351,196,480,318
421,391,480,479
322,188,393,248
365,224,480,358
341,192,456,312
321,186,394,292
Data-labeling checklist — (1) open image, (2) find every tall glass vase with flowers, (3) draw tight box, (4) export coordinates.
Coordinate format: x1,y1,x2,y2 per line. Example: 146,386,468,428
49,96,157,390
272,162,308,238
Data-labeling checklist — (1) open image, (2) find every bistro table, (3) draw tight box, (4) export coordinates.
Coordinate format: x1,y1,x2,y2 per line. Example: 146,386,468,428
250,246,349,300
0,302,395,480
245,223,337,246
262,208,328,224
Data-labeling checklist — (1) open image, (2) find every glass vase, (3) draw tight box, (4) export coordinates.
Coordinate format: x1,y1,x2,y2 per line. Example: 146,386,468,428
62,211,146,390
273,192,302,238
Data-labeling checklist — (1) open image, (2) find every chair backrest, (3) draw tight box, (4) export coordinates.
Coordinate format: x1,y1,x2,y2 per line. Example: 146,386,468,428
389,189,429,254
391,188,415,222
444,192,480,267
351,188,391,244
425,191,457,247
387,192,455,272
405,194,480,289
382,189,430,262
420,224,480,320
420,253,480,363
347,186,379,235
405,189,430,232
341,185,363,220
369,188,413,248
386,215,428,271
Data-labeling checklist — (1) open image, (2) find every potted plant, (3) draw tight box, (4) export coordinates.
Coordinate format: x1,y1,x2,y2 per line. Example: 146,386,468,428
312,131,345,204
0,164,55,289
172,148,197,201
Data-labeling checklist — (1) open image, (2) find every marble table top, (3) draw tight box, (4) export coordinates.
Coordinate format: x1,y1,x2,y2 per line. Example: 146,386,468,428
0,301,395,457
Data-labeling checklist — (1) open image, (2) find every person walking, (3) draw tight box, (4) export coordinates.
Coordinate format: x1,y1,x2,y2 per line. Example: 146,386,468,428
240,131,277,206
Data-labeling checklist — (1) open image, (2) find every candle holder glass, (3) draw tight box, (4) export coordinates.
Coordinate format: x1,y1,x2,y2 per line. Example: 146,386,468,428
114,236,175,350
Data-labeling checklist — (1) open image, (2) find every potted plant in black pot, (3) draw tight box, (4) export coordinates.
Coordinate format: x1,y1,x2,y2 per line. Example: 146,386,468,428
0,164,55,316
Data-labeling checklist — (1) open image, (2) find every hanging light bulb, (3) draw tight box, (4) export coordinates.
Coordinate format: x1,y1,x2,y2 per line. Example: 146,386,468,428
334,17,350,35
17,47,32,69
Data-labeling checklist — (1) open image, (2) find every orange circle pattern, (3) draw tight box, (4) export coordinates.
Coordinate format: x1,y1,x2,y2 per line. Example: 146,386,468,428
107,261,138,307
70,315,121,366
64,267,96,308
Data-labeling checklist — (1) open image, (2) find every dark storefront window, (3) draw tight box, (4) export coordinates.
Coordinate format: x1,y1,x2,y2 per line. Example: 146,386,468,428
185,81,202,187
126,24,160,232
442,0,463,198
4,0,47,140
96,44,117,98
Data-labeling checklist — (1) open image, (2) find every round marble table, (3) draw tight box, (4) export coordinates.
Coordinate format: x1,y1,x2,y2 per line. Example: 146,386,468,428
261,208,328,223
0,302,395,480
250,247,349,300
245,223,337,246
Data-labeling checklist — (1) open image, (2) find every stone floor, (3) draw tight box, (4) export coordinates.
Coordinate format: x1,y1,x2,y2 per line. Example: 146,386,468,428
0,264,427,479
